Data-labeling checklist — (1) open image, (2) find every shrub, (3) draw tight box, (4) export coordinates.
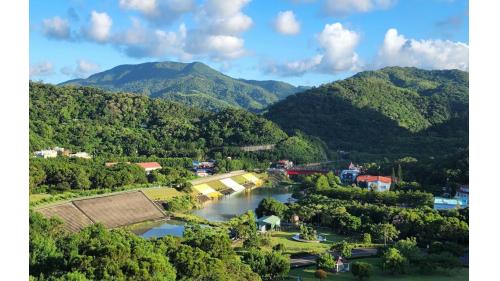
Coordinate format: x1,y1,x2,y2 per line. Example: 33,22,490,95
351,262,373,280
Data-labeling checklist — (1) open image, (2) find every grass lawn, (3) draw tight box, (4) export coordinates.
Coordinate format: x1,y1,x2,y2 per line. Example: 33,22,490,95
29,193,52,203
269,229,348,255
287,258,469,281
206,180,227,191
141,187,183,201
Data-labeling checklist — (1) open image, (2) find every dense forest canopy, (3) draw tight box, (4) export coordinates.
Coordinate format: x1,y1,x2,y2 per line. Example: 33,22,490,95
59,61,305,112
265,67,469,160
29,82,326,163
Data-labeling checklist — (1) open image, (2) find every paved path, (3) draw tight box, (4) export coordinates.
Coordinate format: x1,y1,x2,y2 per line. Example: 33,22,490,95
290,247,378,268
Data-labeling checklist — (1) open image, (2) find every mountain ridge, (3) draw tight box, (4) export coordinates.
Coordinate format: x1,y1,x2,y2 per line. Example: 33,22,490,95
59,61,306,112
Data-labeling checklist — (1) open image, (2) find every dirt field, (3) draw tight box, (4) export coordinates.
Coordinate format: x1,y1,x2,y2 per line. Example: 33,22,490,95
37,202,93,232
73,191,165,228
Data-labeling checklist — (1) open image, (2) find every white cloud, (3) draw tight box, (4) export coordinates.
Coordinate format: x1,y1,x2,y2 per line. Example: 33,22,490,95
30,62,54,77
184,0,253,60
114,19,189,59
42,17,71,39
375,28,469,70
323,0,397,16
274,11,301,35
263,23,361,76
84,11,112,42
61,59,101,78
119,0,195,26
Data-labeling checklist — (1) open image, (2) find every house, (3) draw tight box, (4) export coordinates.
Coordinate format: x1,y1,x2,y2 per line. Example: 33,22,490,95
69,152,91,159
340,162,361,184
136,162,162,174
34,150,58,158
455,185,469,206
356,175,392,192
334,256,350,272
257,215,281,232
434,197,466,210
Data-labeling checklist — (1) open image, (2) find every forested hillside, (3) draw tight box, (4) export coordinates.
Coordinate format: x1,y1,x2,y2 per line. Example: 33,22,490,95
29,82,326,163
60,61,305,112
265,67,468,160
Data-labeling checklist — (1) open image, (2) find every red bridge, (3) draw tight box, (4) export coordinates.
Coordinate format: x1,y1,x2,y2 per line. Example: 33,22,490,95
286,168,330,175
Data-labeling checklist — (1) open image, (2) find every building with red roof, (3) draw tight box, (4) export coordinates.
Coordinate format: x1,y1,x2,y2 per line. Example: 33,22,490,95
135,162,162,173
356,175,392,192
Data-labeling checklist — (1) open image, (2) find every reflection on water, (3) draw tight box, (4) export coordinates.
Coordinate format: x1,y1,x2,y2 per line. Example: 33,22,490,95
138,219,186,239
192,186,293,222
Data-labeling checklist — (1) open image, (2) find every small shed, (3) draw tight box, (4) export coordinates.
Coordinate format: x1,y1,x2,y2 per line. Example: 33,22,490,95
335,256,350,272
257,215,281,232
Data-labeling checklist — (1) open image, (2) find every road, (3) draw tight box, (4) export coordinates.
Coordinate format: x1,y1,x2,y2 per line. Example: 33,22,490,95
290,248,378,268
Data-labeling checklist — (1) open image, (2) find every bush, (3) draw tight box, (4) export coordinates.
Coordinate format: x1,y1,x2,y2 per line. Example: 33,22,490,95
315,269,328,280
351,262,373,280
362,233,372,244
316,252,335,271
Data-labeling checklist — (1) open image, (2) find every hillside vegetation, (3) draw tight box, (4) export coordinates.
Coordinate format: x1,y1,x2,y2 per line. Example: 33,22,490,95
60,61,305,112
29,82,325,163
265,67,468,159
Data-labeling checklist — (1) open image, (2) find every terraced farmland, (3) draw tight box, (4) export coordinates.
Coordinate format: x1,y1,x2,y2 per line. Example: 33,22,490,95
73,191,165,228
37,202,93,232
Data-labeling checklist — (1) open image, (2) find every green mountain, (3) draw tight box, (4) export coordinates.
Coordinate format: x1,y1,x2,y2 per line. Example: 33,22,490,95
265,67,469,160
30,82,326,163
60,61,305,112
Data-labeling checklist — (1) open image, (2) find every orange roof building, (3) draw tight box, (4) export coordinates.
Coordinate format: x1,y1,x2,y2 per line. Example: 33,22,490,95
356,175,392,192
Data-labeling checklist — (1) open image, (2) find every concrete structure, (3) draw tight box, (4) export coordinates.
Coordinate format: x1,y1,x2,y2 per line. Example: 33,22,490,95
34,149,58,158
356,175,392,192
69,152,92,159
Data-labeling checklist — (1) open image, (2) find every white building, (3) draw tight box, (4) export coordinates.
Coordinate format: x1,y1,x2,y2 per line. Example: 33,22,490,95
69,152,92,159
34,150,58,158
356,175,392,192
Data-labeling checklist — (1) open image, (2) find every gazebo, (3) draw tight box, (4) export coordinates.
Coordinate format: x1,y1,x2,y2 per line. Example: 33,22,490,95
257,215,281,232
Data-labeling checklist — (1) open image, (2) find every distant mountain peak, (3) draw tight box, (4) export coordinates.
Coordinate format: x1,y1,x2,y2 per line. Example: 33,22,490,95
59,60,306,112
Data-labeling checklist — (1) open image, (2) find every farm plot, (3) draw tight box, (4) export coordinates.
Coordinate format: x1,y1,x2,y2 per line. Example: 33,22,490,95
37,202,93,232
141,187,183,201
73,191,165,228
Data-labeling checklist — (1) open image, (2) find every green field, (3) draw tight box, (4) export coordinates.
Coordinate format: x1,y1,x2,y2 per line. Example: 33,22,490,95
288,258,469,281
269,229,348,255
232,175,249,184
141,187,183,201
29,193,52,203
206,180,227,191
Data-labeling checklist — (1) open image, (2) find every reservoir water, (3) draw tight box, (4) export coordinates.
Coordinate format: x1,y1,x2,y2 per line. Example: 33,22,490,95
137,185,292,238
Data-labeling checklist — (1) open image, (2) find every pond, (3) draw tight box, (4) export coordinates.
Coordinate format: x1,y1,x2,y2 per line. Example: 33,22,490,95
192,185,293,222
136,185,293,239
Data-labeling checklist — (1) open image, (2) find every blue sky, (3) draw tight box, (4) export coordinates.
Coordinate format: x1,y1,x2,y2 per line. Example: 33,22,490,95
29,0,469,86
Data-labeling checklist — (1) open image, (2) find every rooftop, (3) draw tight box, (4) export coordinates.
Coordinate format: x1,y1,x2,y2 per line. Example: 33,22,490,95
356,175,392,184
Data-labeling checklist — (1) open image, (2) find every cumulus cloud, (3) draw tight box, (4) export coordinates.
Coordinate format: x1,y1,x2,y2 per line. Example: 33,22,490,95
263,23,361,76
114,19,190,59
42,17,71,40
183,0,253,60
375,28,469,70
274,11,301,35
30,62,54,77
61,59,101,78
119,0,195,26
84,11,112,42
323,0,397,16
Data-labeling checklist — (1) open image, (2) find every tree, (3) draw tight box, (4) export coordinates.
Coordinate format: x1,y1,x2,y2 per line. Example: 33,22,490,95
315,175,331,191
265,251,290,280
362,233,372,244
255,197,288,218
382,248,408,274
316,252,335,271
332,241,353,258
351,262,373,280
397,164,403,182
394,237,421,263
370,223,400,245
315,269,328,280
